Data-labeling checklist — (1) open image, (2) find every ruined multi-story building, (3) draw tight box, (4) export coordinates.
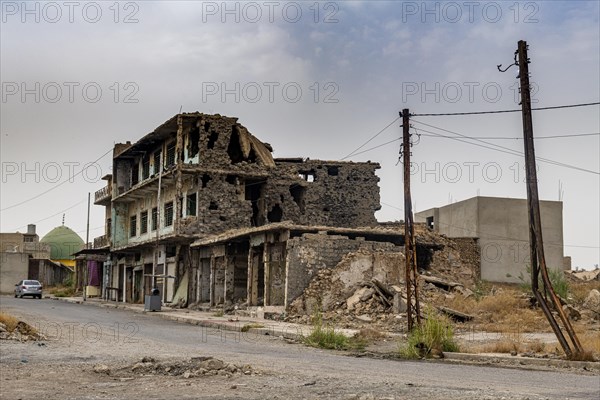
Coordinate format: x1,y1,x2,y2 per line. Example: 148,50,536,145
94,113,387,306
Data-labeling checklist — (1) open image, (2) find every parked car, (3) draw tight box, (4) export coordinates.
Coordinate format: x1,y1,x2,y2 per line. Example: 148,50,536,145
14,280,43,299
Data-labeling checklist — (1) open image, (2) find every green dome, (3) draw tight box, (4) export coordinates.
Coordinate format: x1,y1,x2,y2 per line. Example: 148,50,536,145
40,226,85,260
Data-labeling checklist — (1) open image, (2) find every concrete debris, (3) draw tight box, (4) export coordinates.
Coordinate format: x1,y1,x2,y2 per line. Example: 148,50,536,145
93,357,257,379
562,304,581,321
0,320,46,342
583,289,600,317
437,306,474,322
286,227,483,331
567,269,600,282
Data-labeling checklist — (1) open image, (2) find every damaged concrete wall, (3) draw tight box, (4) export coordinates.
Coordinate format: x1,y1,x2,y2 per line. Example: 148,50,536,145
102,112,388,305
288,250,405,315
284,233,400,306
111,113,383,249
267,160,381,228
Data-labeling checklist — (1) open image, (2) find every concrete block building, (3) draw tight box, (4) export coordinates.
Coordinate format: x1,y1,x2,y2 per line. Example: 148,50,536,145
93,113,385,305
415,196,564,283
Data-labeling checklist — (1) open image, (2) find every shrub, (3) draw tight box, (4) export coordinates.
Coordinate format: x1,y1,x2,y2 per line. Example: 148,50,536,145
519,265,569,299
303,309,351,350
399,308,459,359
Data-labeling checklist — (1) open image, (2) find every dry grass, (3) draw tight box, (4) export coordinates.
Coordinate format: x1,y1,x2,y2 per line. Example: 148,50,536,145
442,288,551,332
240,323,265,332
0,312,19,332
475,339,522,354
354,328,387,342
570,281,600,306
578,331,600,355
47,284,75,298
462,335,560,355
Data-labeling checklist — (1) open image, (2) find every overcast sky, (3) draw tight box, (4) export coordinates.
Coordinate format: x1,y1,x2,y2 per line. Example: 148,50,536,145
1,1,598,269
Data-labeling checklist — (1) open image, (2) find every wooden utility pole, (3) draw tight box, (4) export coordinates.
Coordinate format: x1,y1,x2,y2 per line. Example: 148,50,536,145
83,192,90,301
516,40,582,357
402,109,421,331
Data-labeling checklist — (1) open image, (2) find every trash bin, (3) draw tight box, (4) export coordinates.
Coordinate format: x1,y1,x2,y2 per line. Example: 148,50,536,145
144,287,161,311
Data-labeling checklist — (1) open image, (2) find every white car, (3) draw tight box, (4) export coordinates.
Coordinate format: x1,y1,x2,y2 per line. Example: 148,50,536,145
14,280,43,299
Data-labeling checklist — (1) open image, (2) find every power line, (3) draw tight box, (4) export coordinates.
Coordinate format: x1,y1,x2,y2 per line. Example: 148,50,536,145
8,199,86,232
345,138,401,158
412,120,600,175
338,131,599,160
411,101,600,117
0,148,113,212
381,201,403,212
341,117,400,160
419,132,600,140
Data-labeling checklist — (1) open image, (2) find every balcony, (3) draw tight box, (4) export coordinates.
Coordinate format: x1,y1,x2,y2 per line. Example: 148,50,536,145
94,184,112,205
93,235,109,249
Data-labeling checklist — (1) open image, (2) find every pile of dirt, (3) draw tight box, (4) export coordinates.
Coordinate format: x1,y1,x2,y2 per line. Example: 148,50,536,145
0,320,46,342
93,356,257,379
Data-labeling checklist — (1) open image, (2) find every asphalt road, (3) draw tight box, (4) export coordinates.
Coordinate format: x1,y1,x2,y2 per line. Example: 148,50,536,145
1,296,599,400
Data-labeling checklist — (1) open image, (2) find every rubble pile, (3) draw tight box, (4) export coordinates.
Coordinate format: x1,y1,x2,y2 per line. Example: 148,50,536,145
0,320,46,342
93,356,257,379
287,249,408,330
286,228,482,332
567,269,600,282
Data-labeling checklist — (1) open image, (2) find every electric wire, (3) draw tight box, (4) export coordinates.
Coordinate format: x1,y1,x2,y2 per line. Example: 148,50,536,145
411,101,600,117
0,148,113,212
412,120,600,175
418,132,600,140
8,200,87,232
341,116,400,160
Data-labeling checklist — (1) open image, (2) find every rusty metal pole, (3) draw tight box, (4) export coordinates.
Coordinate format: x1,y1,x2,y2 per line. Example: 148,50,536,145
517,40,582,357
402,109,421,331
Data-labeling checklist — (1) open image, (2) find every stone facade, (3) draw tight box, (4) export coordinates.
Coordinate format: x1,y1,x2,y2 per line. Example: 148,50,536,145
95,113,382,304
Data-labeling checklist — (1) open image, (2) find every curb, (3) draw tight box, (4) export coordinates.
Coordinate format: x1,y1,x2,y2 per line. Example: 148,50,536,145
444,352,600,371
46,296,306,341
45,296,599,371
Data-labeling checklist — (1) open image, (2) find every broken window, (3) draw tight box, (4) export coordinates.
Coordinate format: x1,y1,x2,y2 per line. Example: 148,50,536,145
289,185,306,213
201,174,211,188
140,211,148,234
245,180,266,227
327,166,339,176
151,207,158,231
142,157,150,180
225,175,237,185
426,216,434,230
129,215,137,237
187,193,197,216
207,131,219,149
164,202,174,227
131,163,139,186
267,204,283,222
209,201,218,210
227,126,243,164
298,170,315,182
166,142,176,167
166,246,176,257
188,126,200,158
153,150,162,174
